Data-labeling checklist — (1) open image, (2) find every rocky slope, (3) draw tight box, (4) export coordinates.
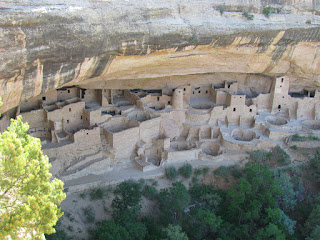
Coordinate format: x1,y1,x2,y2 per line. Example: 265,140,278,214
1,0,320,113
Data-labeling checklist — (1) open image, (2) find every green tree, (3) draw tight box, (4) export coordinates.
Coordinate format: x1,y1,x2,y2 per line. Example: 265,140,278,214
162,224,188,240
0,116,66,239
158,182,190,224
89,220,130,240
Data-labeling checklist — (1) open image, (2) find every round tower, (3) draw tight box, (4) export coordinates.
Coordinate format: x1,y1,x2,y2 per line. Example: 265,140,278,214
172,88,184,110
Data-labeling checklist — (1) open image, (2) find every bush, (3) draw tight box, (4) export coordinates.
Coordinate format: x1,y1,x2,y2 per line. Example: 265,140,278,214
218,5,225,15
290,145,298,150
230,165,243,178
273,146,290,165
214,166,230,177
165,166,178,180
143,185,158,200
89,187,104,201
292,134,303,141
243,11,254,20
309,135,319,141
250,150,272,164
178,163,193,178
202,167,210,176
262,6,271,17
82,205,95,223
79,192,86,199
194,168,202,176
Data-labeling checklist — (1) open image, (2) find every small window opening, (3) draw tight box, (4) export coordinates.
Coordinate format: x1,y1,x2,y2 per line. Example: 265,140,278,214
81,116,83,120
67,120,69,124
68,90,70,93
282,96,284,98
42,96,46,101
184,88,186,91
157,97,160,101
168,101,171,104
233,108,236,112
69,108,71,112
193,91,195,94
280,85,282,88
87,133,89,135
249,109,252,112
228,84,231,89
281,78,284,83
278,105,281,109
206,90,208,94
198,90,201,94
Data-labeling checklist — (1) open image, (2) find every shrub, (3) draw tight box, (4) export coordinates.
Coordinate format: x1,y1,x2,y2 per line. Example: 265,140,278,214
178,163,193,178
230,165,243,178
202,167,210,176
165,166,179,180
290,145,298,150
79,192,86,199
309,135,319,141
89,187,104,201
143,185,158,200
243,11,254,20
306,19,312,24
218,5,225,15
214,166,230,177
273,146,290,165
82,205,95,223
194,168,202,176
262,6,271,17
250,150,272,164
292,134,303,141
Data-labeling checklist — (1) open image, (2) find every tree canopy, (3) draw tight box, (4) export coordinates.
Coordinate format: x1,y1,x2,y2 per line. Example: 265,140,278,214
0,116,66,239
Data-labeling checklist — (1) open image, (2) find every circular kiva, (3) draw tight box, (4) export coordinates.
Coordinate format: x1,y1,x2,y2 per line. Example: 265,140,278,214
127,111,151,122
266,116,288,126
201,142,220,156
231,128,256,141
301,120,320,130
191,103,212,110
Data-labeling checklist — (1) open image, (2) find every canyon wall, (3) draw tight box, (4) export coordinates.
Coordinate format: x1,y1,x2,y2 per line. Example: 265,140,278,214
1,0,320,113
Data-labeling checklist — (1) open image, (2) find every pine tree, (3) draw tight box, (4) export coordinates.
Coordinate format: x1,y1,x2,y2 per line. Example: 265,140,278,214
0,115,66,239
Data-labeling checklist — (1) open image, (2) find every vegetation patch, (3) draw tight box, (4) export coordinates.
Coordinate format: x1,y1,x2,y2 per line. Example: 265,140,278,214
178,163,193,178
165,166,179,180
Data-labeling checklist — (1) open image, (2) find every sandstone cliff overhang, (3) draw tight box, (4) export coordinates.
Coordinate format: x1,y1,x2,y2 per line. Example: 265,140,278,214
1,0,320,113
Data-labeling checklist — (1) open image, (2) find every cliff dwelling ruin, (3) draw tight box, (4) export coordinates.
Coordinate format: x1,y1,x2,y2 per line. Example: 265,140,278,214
1,75,320,188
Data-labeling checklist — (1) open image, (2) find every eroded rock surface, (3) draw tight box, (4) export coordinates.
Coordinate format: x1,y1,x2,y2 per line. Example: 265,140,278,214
1,0,320,113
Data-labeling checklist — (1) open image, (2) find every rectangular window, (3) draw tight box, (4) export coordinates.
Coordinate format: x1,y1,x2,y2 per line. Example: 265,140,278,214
42,96,46,101
233,108,236,112
68,90,70,93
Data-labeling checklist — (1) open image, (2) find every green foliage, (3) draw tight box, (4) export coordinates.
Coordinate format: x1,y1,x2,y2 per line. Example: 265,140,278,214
194,168,202,176
89,187,104,201
218,5,225,15
273,146,290,165
0,116,66,239
165,166,179,180
249,149,272,164
89,220,130,240
202,167,210,176
143,185,158,200
290,145,298,150
214,166,230,177
178,163,193,178
82,205,95,223
304,205,320,238
273,170,297,213
243,11,254,20
158,182,190,224
292,134,303,141
262,6,271,17
280,210,296,235
309,135,319,141
188,34,197,44
79,192,86,199
112,180,143,220
229,164,243,178
162,224,188,240
309,150,320,183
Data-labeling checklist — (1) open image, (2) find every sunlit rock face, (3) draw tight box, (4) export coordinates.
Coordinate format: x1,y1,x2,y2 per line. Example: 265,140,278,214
1,0,320,113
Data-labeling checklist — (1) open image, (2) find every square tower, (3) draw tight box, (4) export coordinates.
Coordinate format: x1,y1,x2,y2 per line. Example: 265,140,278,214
270,76,290,112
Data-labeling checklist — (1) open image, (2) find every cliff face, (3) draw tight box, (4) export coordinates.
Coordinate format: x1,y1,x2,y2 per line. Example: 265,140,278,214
1,0,320,113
